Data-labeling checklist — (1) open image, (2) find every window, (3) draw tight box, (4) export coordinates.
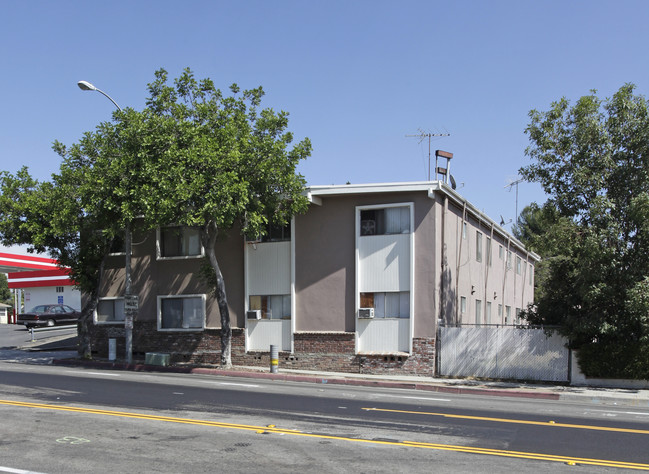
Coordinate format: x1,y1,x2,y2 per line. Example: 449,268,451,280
505,305,511,324
55,286,64,293
516,307,521,324
159,226,202,258
247,222,291,243
476,231,482,262
158,295,205,330
460,296,467,315
249,294,291,319
516,256,522,275
499,245,503,259
498,304,503,322
109,234,126,254
96,298,125,324
486,301,492,324
507,250,512,269
475,299,482,325
360,207,410,236
360,292,410,318
486,237,492,266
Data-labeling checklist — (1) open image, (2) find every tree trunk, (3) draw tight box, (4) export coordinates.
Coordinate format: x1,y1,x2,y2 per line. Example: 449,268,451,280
77,294,98,359
77,258,105,359
201,224,232,368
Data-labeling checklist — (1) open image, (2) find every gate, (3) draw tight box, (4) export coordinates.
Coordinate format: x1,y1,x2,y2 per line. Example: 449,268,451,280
438,326,569,382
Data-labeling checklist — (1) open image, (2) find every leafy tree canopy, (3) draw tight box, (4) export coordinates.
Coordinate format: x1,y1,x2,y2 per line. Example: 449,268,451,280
138,68,312,366
519,84,649,378
0,273,11,305
0,68,311,366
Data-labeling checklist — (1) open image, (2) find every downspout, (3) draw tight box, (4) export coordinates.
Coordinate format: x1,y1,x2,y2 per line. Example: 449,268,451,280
502,236,511,324
522,251,530,315
484,223,494,323
441,194,448,324
455,203,467,324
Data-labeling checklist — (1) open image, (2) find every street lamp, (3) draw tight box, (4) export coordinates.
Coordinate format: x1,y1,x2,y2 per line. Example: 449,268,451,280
77,81,122,112
78,80,134,364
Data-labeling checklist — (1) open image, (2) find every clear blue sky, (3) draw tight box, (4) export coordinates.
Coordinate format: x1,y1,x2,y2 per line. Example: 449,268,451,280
1,0,648,236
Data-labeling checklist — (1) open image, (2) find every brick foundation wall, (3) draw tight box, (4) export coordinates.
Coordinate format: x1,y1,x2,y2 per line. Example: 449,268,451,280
88,324,436,376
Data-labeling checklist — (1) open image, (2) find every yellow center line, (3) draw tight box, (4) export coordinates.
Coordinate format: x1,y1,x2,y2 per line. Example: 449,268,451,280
362,407,649,435
2,399,649,471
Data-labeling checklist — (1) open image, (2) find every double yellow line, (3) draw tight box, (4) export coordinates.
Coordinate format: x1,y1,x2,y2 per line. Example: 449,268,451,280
2,399,649,471
362,407,649,435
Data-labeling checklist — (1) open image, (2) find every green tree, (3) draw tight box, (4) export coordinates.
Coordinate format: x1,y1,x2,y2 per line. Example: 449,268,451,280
511,201,561,254
0,107,153,356
520,84,649,378
140,69,311,367
1,68,311,368
0,273,11,305
0,161,124,356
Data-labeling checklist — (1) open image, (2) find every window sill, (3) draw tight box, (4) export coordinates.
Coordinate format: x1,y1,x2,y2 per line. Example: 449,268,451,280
156,255,204,261
357,351,410,357
157,327,204,332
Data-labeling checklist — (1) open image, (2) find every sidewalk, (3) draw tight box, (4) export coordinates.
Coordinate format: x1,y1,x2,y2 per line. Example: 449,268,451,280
15,328,649,408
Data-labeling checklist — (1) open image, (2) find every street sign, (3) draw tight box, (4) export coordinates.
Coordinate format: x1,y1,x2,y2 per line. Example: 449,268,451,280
124,295,139,311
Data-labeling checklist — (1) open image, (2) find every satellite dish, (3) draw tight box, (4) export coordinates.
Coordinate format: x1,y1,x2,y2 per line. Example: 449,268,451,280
449,174,457,190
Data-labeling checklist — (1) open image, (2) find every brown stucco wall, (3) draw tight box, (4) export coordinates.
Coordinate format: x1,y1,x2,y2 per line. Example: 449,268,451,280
99,226,246,329
294,191,438,337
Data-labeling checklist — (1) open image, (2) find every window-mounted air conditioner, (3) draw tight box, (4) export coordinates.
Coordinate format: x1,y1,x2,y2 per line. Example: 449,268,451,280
247,310,262,320
358,308,375,319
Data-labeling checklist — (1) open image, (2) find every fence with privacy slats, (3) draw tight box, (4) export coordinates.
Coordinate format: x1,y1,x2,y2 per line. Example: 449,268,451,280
438,326,569,382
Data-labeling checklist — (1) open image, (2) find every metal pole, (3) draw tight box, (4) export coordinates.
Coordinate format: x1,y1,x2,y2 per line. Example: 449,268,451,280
78,80,133,364
270,345,278,373
124,224,133,364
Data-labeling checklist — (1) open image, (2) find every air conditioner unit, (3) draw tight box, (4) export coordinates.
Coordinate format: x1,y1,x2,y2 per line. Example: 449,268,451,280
247,310,262,320
361,220,376,236
358,308,374,319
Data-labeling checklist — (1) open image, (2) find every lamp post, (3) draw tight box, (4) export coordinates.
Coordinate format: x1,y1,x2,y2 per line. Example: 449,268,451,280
78,80,134,364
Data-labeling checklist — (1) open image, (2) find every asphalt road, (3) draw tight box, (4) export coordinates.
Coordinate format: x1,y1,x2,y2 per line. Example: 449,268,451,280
1,360,649,473
0,323,77,353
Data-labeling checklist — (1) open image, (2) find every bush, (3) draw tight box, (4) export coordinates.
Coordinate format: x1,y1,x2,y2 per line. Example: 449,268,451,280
577,341,649,380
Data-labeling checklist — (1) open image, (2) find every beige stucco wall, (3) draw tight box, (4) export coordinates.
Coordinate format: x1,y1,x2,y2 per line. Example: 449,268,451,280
441,200,535,325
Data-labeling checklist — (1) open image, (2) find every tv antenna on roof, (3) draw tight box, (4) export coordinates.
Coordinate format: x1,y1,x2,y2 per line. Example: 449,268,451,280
505,176,525,224
406,129,450,180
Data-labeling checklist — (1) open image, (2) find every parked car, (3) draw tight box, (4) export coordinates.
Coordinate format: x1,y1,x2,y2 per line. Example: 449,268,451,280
17,304,82,328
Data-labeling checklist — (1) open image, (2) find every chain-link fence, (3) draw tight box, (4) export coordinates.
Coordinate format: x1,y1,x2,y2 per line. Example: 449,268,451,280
438,325,569,382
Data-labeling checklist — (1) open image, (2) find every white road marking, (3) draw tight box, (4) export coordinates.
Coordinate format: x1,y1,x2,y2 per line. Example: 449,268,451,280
0,466,48,474
587,409,649,416
82,371,121,377
375,394,451,402
208,382,261,388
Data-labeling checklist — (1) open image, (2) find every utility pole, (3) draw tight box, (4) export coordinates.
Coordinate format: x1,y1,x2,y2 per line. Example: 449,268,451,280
406,130,450,180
